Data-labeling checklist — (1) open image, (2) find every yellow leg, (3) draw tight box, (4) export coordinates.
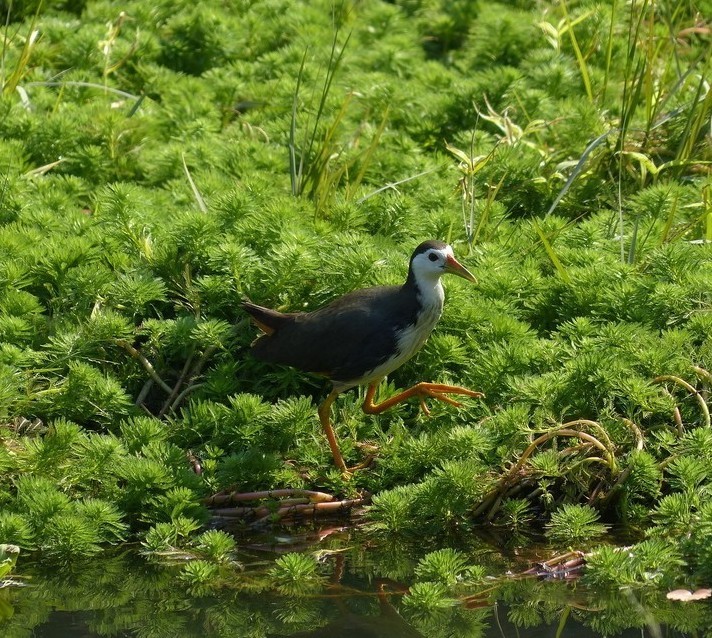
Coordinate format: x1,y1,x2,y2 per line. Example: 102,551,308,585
318,380,482,474
362,380,483,416
317,390,348,474
318,390,376,475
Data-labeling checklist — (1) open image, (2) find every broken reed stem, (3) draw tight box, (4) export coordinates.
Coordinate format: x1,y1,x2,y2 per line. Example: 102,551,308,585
673,405,684,434
513,428,616,476
159,345,196,417
169,382,203,413
158,344,217,417
566,456,611,473
135,378,154,407
597,419,646,505
485,492,504,523
462,551,587,607
250,498,368,526
169,346,217,413
620,417,645,451
653,374,711,429
589,477,606,503
115,337,217,414
473,427,616,519
521,550,585,575
211,506,270,518
559,442,597,457
561,419,616,452
204,486,367,526
203,489,337,506
656,386,685,434
115,339,172,393
693,366,712,387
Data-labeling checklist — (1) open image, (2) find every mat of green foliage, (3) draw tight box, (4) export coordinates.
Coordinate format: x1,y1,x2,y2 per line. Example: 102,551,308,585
0,0,711,595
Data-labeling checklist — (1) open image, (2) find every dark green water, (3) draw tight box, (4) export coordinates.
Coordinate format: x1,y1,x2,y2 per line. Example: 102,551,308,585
1,527,708,637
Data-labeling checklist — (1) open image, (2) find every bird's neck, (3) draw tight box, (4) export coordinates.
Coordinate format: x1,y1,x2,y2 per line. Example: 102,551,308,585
407,272,445,312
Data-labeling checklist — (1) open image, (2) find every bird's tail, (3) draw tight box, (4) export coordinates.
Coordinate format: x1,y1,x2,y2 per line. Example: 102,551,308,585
241,301,290,335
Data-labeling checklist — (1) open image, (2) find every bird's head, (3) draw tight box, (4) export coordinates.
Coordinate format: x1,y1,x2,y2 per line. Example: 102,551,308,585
409,240,477,284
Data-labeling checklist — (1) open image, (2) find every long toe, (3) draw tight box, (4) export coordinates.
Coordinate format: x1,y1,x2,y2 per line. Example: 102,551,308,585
422,382,484,398
419,396,431,415
346,456,376,473
423,389,464,407
339,444,379,476
414,383,484,414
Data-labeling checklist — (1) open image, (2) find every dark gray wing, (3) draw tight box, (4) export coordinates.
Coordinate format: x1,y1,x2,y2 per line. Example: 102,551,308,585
249,285,419,383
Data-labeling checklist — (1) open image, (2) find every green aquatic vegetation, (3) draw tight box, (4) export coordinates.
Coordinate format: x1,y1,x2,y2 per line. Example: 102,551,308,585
269,552,326,596
414,548,485,587
402,581,455,623
545,504,608,543
192,529,237,564
0,0,708,608
0,533,709,637
0,474,126,559
0,544,19,582
584,539,687,589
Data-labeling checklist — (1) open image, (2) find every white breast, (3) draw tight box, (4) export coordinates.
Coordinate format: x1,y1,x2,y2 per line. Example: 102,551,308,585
355,280,445,387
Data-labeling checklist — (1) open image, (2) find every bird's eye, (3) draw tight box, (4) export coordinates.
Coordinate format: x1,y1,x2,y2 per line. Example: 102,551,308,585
428,253,439,262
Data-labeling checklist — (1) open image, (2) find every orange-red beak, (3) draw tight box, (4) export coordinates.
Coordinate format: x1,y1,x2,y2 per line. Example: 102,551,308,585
444,255,477,283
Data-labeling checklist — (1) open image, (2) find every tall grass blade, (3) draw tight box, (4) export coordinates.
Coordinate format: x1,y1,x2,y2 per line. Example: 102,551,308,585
181,153,207,213
303,28,352,192
627,217,639,264
560,0,593,103
289,49,309,196
615,1,649,262
674,71,712,168
658,192,679,246
24,81,140,99
617,1,648,151
555,606,572,638
601,0,617,106
705,186,712,243
309,92,351,214
617,169,625,262
3,27,39,95
471,173,505,247
532,219,571,283
347,106,389,199
2,0,43,95
545,130,614,218
127,93,146,118
356,167,439,204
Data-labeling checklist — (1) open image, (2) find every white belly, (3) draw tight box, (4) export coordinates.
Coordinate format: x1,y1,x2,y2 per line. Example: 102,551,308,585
353,297,443,388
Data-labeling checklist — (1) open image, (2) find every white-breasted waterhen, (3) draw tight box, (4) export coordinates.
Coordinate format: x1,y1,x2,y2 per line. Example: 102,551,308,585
242,240,483,473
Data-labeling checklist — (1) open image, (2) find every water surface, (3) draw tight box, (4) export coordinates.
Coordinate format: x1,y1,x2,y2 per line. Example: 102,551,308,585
1,527,707,637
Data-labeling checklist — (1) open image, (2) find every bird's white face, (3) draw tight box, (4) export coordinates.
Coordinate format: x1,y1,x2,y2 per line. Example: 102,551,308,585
411,245,455,280
410,245,477,283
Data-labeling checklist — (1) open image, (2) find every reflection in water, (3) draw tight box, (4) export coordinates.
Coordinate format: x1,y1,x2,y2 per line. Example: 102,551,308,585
0,530,707,638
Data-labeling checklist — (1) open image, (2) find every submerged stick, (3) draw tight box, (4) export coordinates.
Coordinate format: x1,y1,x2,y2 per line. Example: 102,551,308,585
203,489,337,507
250,498,368,526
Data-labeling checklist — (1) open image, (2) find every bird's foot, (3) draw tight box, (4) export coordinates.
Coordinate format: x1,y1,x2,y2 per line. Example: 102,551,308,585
341,456,376,478
413,382,484,416
338,443,378,477
362,381,483,416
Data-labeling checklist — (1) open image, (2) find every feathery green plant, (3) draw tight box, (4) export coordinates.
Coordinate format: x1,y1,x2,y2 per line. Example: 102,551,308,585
269,553,325,596
545,504,609,543
0,0,709,604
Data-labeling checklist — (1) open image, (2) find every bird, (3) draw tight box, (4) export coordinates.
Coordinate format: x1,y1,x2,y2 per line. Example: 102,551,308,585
242,240,483,473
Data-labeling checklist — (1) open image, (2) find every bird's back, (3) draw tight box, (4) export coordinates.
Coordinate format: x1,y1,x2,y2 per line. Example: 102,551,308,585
244,285,421,385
